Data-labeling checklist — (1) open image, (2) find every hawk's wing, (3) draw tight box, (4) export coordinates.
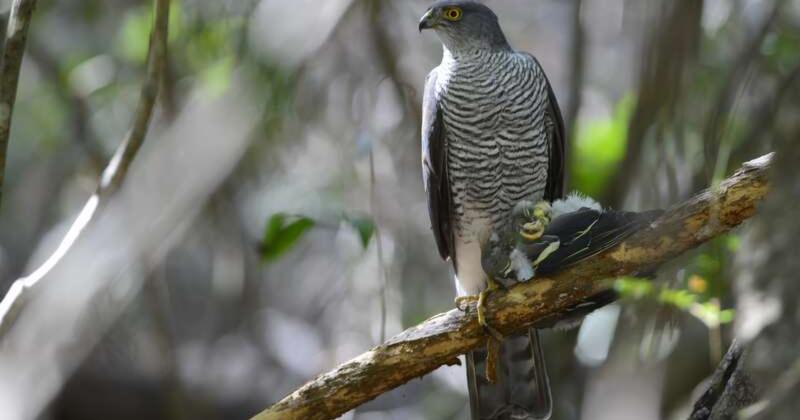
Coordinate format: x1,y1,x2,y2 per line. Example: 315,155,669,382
422,69,456,266
526,54,566,202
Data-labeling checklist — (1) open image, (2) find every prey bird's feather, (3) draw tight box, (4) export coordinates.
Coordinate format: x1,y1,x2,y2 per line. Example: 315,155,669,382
534,208,664,275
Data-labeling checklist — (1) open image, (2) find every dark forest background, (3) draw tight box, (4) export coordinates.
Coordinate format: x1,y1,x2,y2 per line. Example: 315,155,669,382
0,0,798,419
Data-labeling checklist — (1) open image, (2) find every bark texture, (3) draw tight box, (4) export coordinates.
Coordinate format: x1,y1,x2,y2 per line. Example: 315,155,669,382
688,342,756,420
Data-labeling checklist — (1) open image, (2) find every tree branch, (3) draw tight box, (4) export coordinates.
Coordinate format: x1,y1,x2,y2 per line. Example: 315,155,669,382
689,341,756,420
0,0,38,207
251,153,773,420
564,0,585,146
0,0,170,339
101,0,169,194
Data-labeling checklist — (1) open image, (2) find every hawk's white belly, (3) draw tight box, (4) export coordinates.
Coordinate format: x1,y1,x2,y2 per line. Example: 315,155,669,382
454,211,492,296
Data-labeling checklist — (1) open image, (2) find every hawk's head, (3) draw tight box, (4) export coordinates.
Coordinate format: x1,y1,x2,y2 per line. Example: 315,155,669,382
419,1,509,52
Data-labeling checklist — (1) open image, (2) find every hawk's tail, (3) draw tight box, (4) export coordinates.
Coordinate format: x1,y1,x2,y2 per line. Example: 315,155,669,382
466,328,552,420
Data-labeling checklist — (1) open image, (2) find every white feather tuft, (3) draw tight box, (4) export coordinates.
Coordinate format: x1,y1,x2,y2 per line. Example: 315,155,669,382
509,248,534,281
551,192,602,217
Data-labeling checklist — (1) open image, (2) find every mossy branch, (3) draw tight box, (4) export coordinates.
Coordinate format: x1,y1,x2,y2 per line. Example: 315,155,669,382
252,153,773,420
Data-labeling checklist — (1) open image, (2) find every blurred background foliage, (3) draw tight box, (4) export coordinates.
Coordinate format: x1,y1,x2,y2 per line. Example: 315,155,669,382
0,0,798,419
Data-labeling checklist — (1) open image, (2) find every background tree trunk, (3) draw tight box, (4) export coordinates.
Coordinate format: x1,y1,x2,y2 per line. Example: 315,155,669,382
733,132,800,419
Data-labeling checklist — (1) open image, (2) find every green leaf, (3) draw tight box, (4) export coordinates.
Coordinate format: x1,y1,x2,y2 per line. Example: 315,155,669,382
571,95,634,196
116,1,184,63
260,213,315,262
614,276,653,298
719,309,735,324
658,288,697,309
348,217,376,249
117,7,152,62
615,277,735,328
262,213,286,246
689,301,733,328
725,234,741,252
201,55,234,96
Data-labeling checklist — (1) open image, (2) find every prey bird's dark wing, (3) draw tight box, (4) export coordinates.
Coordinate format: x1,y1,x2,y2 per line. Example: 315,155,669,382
422,70,456,267
527,208,664,330
534,208,665,275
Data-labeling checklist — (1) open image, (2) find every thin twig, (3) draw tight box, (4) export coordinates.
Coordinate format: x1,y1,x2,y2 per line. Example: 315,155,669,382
144,268,189,420
564,0,585,148
602,1,703,207
369,149,389,343
0,0,171,339
0,0,38,207
101,0,170,194
734,60,800,163
367,0,405,343
368,0,421,123
251,153,773,420
701,0,784,178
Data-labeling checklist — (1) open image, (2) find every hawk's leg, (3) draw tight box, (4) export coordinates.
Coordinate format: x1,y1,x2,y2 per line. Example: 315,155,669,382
453,200,554,383
454,277,504,340
455,277,505,383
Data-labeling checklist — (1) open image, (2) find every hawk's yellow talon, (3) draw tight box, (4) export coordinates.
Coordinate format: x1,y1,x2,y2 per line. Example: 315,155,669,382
454,278,505,341
455,295,478,312
519,200,552,241
454,279,505,381
476,278,505,341
521,221,544,241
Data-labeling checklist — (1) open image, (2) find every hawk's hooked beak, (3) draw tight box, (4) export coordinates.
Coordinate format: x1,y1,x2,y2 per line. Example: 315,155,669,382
418,8,439,32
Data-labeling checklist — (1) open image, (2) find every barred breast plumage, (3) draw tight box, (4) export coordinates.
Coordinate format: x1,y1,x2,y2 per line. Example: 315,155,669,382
433,48,553,294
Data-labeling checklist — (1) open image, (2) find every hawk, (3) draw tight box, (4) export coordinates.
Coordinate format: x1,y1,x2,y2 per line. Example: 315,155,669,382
419,2,564,419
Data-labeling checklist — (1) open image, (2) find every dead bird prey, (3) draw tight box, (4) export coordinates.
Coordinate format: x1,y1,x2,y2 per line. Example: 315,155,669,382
481,194,664,324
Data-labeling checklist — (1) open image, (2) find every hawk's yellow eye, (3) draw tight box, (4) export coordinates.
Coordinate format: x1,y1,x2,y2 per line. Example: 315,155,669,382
443,7,462,21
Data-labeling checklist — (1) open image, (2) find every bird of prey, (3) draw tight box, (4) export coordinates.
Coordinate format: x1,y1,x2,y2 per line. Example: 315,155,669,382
419,2,565,419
